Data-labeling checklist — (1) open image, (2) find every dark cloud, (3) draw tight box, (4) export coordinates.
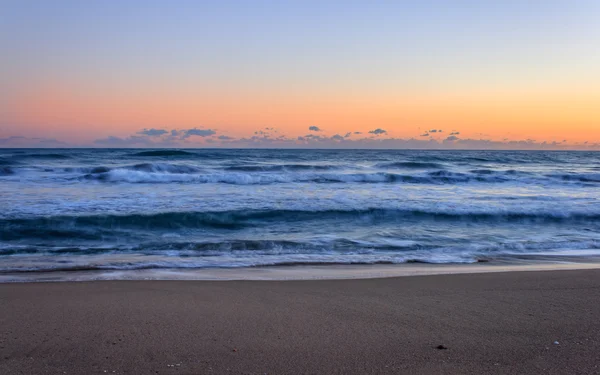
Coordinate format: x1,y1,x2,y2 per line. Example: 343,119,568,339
218,135,234,140
444,135,459,141
368,128,387,135
308,126,322,132
344,132,352,138
182,128,216,138
420,133,430,137
94,127,218,146
429,129,438,133
449,131,460,136
354,131,362,135
138,128,169,137
331,134,344,141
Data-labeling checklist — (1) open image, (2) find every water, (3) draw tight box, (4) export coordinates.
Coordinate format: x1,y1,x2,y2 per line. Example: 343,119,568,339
1,149,600,278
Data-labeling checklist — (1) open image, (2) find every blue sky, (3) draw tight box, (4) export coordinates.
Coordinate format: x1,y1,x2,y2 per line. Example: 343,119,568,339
1,1,599,148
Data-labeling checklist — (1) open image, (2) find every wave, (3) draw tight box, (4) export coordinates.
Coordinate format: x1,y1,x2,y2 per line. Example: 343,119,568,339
11,237,597,257
0,167,14,176
3,235,600,273
469,169,523,175
80,169,516,184
15,153,71,160
0,258,474,274
14,160,600,186
0,238,422,256
223,164,342,172
131,150,196,157
375,161,444,169
547,173,600,183
64,163,201,175
0,158,14,166
2,208,600,239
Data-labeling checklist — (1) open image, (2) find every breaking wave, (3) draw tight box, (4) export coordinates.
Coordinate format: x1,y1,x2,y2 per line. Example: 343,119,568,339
79,168,522,184
223,164,343,172
375,161,445,169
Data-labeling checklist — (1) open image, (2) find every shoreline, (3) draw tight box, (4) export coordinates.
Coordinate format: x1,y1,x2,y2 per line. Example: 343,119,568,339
2,258,600,283
2,269,600,374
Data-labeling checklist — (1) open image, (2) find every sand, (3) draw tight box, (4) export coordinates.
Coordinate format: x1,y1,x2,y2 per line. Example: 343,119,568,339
2,269,600,374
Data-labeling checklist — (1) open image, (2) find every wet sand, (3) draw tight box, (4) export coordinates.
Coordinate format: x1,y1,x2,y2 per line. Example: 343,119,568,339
2,269,600,374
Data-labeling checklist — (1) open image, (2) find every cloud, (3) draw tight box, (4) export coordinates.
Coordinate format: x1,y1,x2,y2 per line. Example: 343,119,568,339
0,136,68,147
368,128,387,135
138,128,168,137
4,125,599,150
182,128,216,138
93,127,219,147
308,126,322,132
354,131,362,135
429,129,438,133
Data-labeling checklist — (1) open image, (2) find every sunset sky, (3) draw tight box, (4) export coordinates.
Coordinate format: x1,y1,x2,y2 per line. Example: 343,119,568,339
1,0,599,148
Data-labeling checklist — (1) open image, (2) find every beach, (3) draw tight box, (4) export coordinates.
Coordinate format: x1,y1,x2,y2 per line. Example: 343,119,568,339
2,269,600,374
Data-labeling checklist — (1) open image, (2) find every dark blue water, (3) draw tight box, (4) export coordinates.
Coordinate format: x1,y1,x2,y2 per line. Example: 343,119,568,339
1,149,600,275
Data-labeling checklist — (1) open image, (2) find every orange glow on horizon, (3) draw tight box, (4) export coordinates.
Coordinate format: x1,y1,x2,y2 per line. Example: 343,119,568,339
2,81,599,145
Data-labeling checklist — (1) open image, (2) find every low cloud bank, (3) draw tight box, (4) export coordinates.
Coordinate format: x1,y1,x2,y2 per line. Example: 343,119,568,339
1,126,597,150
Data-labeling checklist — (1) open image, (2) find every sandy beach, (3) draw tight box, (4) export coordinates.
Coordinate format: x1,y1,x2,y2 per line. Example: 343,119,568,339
1,269,600,374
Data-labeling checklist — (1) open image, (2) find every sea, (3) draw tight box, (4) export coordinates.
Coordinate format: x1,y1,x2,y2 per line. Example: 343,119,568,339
1,148,600,280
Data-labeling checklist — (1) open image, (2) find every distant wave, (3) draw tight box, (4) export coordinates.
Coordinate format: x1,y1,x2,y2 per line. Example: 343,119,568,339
131,150,197,157
64,163,201,175
0,167,14,176
14,153,72,160
223,164,343,172
0,158,13,166
546,173,600,183
10,158,600,186
375,161,444,169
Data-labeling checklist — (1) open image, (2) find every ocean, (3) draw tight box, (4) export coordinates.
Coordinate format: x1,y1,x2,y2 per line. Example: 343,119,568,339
1,148,599,279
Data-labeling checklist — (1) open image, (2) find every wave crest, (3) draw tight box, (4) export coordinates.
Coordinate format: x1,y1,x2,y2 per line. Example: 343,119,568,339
131,150,196,157
375,161,444,169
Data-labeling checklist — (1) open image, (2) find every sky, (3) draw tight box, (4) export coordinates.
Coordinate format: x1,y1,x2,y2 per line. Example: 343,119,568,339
1,0,599,149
